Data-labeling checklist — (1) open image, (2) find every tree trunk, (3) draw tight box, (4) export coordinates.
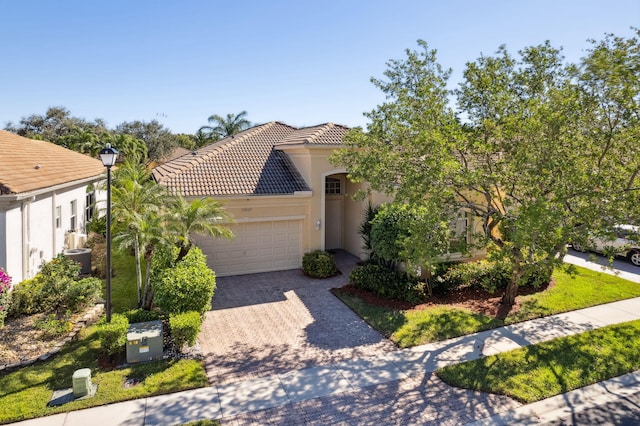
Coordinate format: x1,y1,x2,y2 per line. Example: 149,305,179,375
502,266,523,306
175,243,190,263
134,238,142,307
141,258,154,309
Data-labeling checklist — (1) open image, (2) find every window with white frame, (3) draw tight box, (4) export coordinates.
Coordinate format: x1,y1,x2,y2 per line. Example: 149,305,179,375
55,206,62,229
325,177,342,195
70,200,77,231
85,191,95,224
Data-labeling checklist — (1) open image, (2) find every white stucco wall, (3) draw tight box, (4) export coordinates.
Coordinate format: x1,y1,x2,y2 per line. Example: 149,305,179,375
1,207,24,283
0,182,97,284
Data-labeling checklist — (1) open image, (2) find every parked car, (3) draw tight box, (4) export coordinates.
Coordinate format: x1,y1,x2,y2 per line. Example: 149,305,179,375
572,224,640,266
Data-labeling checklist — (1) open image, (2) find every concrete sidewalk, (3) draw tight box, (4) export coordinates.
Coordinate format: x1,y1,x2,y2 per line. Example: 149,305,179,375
13,296,640,425
11,254,640,425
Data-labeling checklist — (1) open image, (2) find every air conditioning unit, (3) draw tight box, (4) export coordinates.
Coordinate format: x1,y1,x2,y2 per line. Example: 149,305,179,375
63,248,92,275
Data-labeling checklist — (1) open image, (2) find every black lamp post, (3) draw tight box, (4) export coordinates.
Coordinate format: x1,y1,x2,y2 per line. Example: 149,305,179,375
99,143,118,322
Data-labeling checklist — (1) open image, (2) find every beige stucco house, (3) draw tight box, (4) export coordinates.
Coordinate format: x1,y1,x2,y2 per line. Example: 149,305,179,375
152,121,390,276
152,121,481,277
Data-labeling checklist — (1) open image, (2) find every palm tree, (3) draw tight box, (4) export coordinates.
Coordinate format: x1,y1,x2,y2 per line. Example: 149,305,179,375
168,196,234,262
111,162,167,306
198,111,251,140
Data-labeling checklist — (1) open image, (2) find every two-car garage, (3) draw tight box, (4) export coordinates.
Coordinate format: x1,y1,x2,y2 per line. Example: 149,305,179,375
194,219,303,277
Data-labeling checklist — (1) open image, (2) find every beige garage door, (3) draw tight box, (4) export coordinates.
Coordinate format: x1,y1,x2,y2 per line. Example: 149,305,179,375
194,220,303,277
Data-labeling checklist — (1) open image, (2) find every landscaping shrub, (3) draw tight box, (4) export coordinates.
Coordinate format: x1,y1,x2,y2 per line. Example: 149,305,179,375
34,314,73,338
64,277,102,313
370,204,411,268
8,277,44,317
302,250,339,278
429,258,551,295
349,263,428,303
96,313,129,356
358,201,379,257
153,247,216,315
124,308,162,323
8,255,102,318
0,268,11,327
169,311,202,350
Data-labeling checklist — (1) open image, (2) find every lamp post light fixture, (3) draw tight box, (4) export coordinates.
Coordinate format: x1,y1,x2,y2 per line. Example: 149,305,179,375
99,143,118,323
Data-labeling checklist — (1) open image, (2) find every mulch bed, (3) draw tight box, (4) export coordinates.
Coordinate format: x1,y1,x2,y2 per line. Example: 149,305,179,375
333,280,554,320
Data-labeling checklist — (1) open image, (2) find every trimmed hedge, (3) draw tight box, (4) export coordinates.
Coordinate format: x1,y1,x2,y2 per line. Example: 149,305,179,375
96,314,129,356
169,311,202,350
349,263,428,303
302,250,339,278
153,247,216,315
124,308,162,323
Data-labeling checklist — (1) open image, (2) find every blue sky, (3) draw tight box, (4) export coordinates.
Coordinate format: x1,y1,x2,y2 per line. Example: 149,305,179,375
1,1,637,134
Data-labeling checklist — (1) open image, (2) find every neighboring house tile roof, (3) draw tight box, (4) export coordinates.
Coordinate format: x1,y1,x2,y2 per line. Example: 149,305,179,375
0,130,105,195
152,121,349,197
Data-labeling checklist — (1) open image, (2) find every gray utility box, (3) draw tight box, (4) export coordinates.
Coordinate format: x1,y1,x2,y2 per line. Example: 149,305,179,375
72,368,93,397
126,320,163,363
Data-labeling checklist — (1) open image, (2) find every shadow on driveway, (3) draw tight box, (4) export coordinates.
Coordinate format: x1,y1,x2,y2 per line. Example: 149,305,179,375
199,251,397,384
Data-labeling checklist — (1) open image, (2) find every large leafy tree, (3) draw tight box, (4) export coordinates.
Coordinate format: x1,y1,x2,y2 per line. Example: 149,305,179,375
4,106,108,145
332,34,640,307
115,120,178,163
198,111,251,141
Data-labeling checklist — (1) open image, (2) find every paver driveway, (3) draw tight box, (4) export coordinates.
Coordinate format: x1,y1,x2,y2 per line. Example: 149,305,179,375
199,251,397,384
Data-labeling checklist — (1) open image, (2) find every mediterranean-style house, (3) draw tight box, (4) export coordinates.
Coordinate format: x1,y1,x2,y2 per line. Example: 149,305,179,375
153,121,482,277
0,130,105,283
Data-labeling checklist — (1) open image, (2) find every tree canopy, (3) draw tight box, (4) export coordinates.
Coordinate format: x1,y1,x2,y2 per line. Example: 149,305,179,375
331,31,640,305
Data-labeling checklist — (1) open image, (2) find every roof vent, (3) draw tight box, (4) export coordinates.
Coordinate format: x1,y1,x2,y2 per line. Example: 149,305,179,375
34,165,41,169
191,151,197,155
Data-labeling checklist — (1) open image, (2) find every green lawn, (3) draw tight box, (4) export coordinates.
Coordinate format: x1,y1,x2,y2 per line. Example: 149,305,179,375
109,249,142,313
437,319,640,403
0,327,208,424
334,264,640,347
0,248,208,424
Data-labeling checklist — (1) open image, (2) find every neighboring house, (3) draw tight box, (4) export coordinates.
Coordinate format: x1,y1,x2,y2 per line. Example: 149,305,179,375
153,121,483,277
0,130,105,283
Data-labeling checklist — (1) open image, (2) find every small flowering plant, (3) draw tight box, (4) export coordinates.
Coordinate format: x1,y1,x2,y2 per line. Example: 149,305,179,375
0,268,12,328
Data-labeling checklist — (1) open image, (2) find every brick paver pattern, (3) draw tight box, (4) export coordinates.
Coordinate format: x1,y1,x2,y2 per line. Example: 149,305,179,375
200,251,522,424
199,252,397,385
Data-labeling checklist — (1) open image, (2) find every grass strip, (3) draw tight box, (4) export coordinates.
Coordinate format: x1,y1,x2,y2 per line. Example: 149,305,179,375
437,319,640,403
0,326,208,424
335,264,640,347
506,265,640,324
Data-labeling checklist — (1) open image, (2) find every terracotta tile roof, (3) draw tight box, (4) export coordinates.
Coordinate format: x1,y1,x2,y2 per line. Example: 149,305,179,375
0,130,105,195
275,122,350,147
152,122,349,197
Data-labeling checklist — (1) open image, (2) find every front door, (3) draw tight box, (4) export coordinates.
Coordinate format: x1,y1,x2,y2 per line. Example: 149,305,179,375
325,196,343,250
324,175,344,250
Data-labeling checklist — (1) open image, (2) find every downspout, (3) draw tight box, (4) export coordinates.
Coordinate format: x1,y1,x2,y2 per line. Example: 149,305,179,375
21,196,34,281
52,191,57,255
